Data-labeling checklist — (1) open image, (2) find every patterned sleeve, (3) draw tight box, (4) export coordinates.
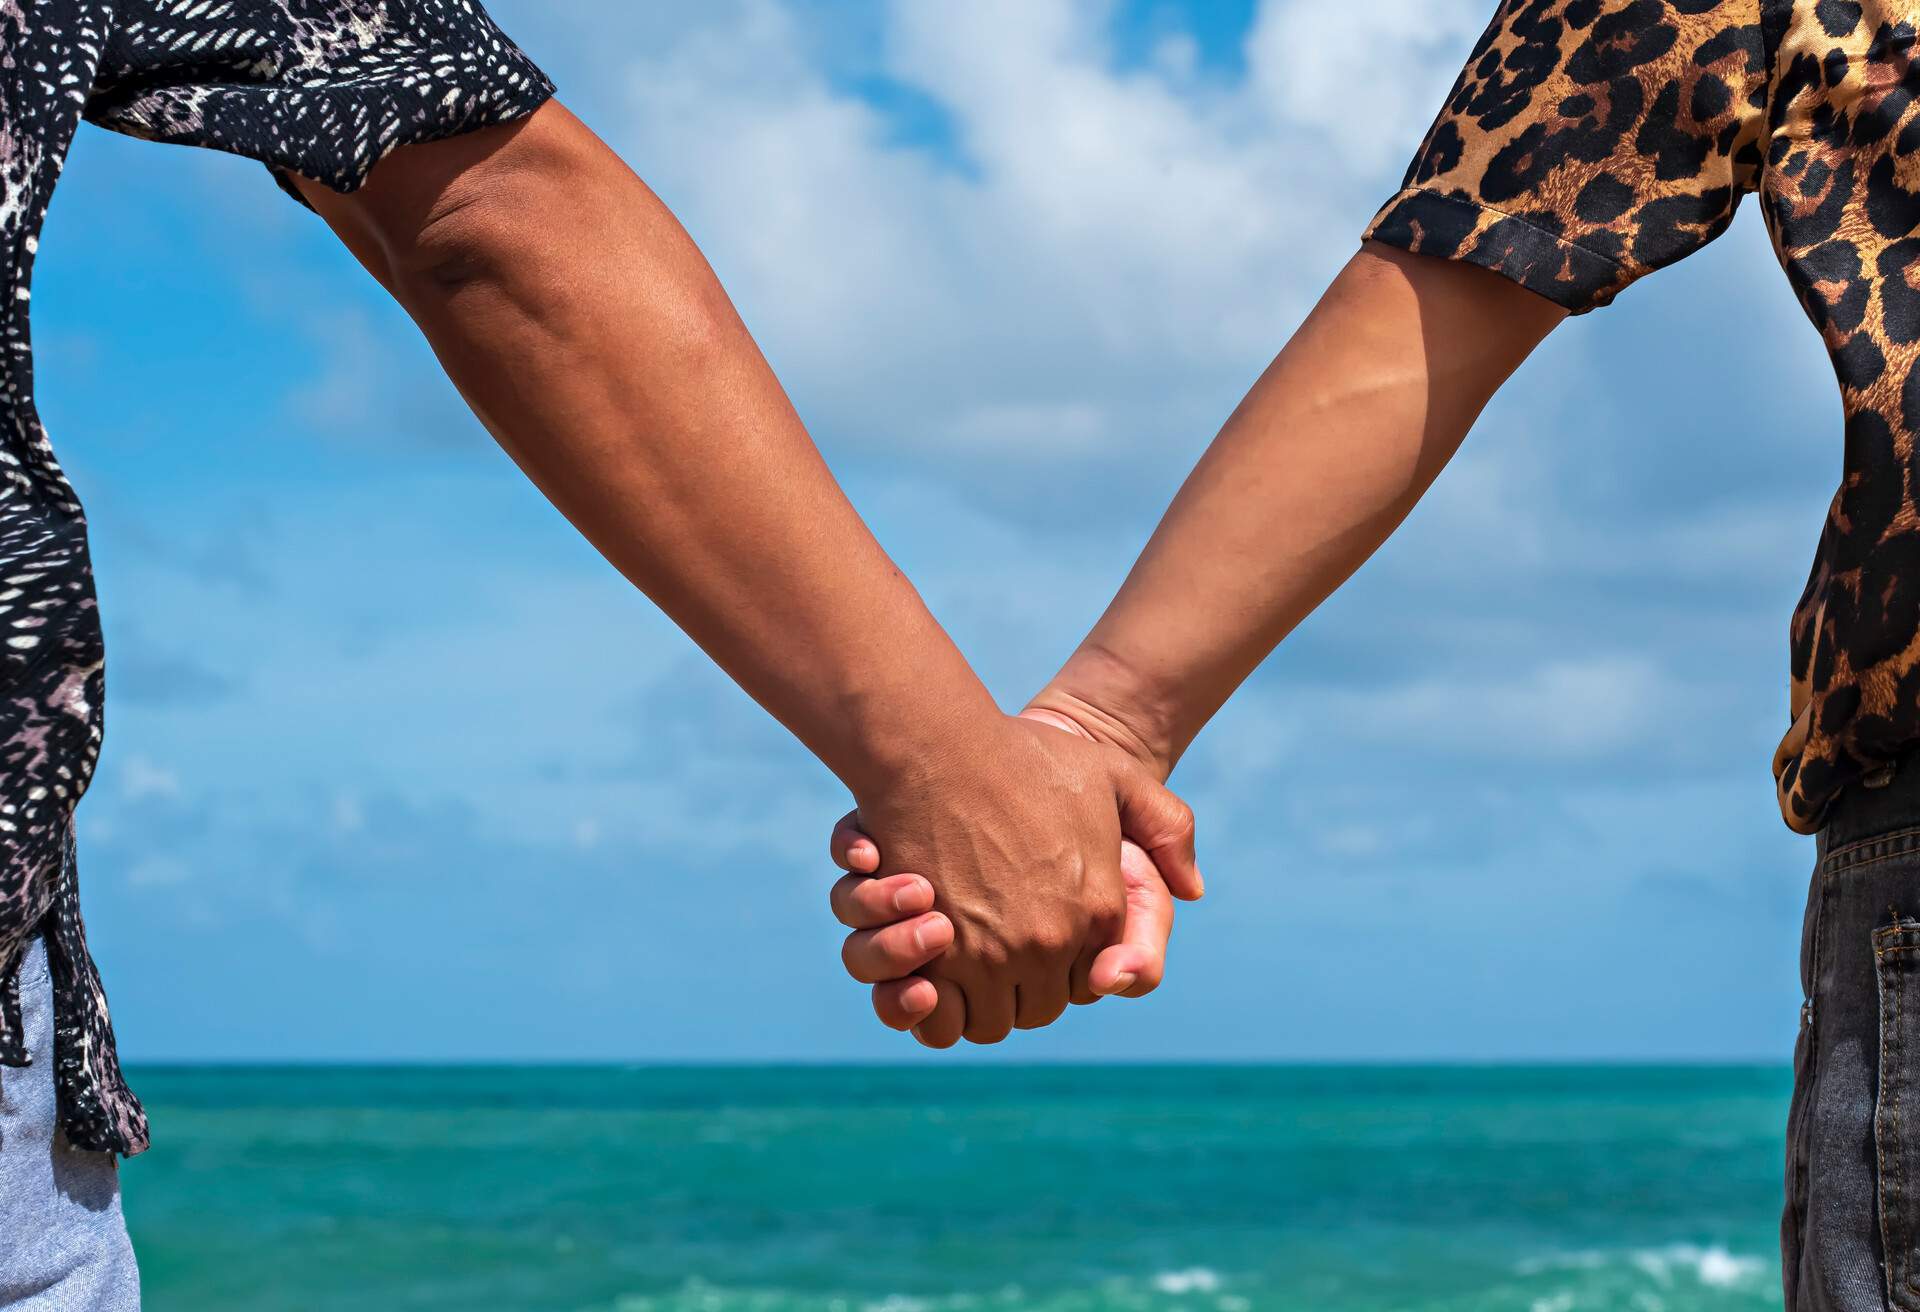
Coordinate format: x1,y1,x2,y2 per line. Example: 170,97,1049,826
83,0,554,201
1364,0,1769,314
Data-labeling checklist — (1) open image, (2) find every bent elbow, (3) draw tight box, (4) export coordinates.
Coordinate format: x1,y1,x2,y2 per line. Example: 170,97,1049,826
380,129,745,373
397,188,538,294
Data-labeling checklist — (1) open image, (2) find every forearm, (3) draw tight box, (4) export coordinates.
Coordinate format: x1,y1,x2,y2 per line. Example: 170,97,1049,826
1032,244,1565,776
301,105,996,796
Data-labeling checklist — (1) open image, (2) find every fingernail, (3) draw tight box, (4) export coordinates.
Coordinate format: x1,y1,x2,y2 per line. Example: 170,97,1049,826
891,881,923,913
914,916,949,953
1107,972,1136,994
852,842,876,865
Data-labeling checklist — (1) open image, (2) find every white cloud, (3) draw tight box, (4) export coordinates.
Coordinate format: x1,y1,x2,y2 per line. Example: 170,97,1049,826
548,0,1458,470
58,0,1833,1060
1245,0,1491,172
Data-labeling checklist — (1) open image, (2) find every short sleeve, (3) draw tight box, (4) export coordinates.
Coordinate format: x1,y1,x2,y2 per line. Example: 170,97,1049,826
83,0,554,202
1363,0,1770,314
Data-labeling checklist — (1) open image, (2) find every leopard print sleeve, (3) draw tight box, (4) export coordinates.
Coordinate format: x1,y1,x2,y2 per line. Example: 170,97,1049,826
1365,0,1772,314
81,0,554,200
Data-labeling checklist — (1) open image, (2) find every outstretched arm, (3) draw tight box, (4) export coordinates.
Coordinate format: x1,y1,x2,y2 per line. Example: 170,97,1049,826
841,0,1758,1030
292,100,1199,1045
1027,244,1565,777
845,243,1563,1031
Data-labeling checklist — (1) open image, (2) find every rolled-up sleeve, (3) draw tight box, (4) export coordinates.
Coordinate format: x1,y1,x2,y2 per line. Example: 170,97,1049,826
1364,0,1769,314
84,0,555,201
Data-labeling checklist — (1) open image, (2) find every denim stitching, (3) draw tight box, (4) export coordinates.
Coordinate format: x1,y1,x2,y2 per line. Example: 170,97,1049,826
1880,934,1903,1305
1824,827,1920,876
1877,931,1920,1307
1790,863,1830,1274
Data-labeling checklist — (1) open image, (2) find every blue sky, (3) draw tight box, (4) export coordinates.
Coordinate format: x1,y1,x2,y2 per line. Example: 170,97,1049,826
31,0,1837,1063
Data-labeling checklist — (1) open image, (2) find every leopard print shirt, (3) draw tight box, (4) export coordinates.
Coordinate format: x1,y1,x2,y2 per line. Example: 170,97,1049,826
0,0,551,1156
1365,0,1920,835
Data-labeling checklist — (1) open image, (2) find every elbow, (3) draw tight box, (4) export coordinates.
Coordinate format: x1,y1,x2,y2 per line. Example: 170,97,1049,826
396,186,540,295
385,121,594,296
377,122,745,373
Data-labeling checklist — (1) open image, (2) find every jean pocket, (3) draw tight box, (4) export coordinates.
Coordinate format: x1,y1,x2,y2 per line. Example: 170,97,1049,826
1877,920,1920,1309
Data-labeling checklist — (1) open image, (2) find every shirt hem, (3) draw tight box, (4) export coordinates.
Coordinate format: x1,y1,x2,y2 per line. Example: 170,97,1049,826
1361,186,1627,316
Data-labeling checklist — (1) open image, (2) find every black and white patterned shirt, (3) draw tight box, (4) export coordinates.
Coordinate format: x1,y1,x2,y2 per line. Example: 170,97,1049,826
0,0,552,1156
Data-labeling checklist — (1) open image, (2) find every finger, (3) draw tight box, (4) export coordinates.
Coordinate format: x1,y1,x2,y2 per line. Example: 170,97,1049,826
913,977,967,1049
1090,840,1175,998
872,976,939,1030
829,810,880,874
840,913,953,984
829,871,934,930
1114,771,1203,901
1068,944,1100,1007
962,982,1016,1045
1014,971,1070,1031
1067,846,1130,1006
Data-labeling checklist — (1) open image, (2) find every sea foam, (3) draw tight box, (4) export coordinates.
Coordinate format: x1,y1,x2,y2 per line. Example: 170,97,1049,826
1519,1243,1767,1291
1150,1268,1223,1295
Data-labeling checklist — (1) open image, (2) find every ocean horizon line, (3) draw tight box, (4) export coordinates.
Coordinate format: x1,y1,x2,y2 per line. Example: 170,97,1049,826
117,1055,1795,1071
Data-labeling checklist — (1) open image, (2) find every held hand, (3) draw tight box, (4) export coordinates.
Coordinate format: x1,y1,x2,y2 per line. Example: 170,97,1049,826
826,710,1202,1044
830,827,1184,1033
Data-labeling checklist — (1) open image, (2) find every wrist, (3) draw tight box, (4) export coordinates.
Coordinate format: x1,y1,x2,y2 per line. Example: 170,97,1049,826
827,677,1010,803
1025,643,1183,781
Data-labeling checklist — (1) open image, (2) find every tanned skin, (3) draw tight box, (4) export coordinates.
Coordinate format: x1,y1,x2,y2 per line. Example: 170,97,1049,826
291,101,1201,1047
840,243,1568,1037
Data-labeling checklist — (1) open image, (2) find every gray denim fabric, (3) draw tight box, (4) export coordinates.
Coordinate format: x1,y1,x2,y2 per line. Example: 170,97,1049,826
0,937,138,1310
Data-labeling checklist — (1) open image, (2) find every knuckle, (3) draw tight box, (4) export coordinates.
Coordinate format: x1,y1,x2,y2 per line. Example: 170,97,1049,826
840,934,880,984
828,814,857,858
828,877,859,923
1028,922,1077,960
1017,1001,1067,1030
875,997,917,1030
851,881,891,920
876,926,924,971
968,937,1012,972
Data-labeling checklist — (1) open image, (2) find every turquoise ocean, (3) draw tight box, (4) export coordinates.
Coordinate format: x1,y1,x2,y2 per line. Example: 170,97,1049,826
122,1064,1791,1311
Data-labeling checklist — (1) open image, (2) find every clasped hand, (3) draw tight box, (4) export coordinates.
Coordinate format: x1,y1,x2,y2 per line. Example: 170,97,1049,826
823,708,1201,1046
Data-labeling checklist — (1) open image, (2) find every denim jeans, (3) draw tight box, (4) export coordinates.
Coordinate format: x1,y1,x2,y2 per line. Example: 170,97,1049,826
0,936,139,1310
1783,753,1920,1311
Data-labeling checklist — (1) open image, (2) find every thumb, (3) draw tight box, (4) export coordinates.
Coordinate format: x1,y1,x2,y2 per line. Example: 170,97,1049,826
1089,839,1175,998
1113,765,1202,901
